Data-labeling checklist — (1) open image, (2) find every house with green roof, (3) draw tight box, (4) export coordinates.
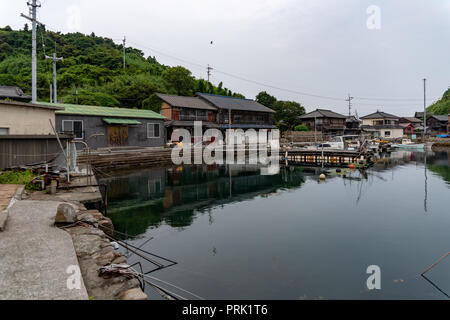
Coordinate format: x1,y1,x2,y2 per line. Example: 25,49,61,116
37,102,167,148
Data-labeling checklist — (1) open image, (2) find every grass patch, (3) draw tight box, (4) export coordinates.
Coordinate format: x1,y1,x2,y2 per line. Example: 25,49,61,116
0,170,39,190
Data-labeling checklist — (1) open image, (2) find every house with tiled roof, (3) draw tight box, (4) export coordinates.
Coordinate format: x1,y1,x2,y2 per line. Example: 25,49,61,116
196,92,276,130
38,102,166,148
360,110,404,139
426,114,449,134
156,93,219,140
299,109,347,134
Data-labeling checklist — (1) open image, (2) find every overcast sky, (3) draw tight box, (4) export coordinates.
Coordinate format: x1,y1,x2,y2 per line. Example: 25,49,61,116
1,0,449,115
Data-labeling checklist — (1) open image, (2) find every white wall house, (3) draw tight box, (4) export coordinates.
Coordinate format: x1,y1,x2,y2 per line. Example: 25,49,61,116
360,111,404,139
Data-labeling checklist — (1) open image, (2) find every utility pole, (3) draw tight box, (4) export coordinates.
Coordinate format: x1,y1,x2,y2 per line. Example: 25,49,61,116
423,78,427,140
45,48,63,103
122,36,126,69
21,0,41,103
345,94,354,116
207,64,213,82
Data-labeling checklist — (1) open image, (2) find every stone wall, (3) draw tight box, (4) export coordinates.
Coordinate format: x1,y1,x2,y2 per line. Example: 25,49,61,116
56,202,148,300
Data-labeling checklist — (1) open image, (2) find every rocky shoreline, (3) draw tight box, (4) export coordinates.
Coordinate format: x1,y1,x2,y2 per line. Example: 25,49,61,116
54,201,148,300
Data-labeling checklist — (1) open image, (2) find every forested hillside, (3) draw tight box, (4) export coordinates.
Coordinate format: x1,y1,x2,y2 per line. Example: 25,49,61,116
427,87,450,115
0,25,244,111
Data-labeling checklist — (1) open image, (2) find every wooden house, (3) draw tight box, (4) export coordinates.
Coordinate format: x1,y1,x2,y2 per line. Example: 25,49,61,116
299,109,347,134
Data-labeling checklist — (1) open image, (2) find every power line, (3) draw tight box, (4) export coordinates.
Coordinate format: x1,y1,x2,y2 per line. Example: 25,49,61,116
345,94,353,116
126,38,439,103
21,0,42,102
207,64,213,82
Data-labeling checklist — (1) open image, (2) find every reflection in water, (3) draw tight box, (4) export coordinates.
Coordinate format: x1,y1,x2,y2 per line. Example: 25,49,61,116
99,164,306,236
97,150,450,299
98,151,450,236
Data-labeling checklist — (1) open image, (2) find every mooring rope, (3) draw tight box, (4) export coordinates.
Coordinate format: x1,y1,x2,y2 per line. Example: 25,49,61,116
130,267,205,300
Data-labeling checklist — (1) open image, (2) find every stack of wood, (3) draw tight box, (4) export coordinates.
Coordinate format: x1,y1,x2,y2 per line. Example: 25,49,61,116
77,147,174,170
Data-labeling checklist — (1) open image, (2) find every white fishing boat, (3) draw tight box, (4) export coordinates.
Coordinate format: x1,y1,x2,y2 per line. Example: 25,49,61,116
392,139,424,149
305,135,361,151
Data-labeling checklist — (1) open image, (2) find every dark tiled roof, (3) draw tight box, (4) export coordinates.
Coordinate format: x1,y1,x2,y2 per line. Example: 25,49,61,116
0,86,32,102
299,109,347,119
346,115,361,122
428,115,449,122
415,111,432,118
360,111,399,119
196,93,275,113
400,117,422,123
156,93,217,111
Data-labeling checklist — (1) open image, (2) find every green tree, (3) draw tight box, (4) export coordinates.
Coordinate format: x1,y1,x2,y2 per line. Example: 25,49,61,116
161,66,195,95
61,88,120,106
142,93,163,113
0,27,244,107
294,124,309,131
272,100,305,132
256,91,277,108
427,87,450,115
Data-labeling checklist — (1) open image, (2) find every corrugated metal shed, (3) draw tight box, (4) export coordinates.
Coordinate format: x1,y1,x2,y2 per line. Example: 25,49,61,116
37,102,166,119
196,93,275,113
102,118,142,125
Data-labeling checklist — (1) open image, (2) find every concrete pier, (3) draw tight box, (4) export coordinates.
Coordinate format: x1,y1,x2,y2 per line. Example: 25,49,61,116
0,200,88,300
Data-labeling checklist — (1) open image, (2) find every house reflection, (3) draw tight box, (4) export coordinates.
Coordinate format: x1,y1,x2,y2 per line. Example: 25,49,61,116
98,164,306,237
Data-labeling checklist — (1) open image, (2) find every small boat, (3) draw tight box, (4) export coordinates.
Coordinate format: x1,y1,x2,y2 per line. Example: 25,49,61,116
305,135,362,151
392,139,424,149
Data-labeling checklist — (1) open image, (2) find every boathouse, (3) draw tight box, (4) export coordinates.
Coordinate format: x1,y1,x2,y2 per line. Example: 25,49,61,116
156,93,219,141
38,102,166,149
195,93,276,132
426,115,448,134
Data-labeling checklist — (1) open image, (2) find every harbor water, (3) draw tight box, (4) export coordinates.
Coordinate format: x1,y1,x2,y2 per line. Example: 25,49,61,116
98,150,450,299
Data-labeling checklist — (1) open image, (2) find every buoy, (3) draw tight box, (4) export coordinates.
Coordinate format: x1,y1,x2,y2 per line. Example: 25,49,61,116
319,173,326,180
349,164,355,169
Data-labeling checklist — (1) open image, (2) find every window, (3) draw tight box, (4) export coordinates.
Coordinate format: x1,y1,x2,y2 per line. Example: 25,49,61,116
147,123,161,138
0,128,9,135
62,120,83,139
148,178,162,195
384,131,391,137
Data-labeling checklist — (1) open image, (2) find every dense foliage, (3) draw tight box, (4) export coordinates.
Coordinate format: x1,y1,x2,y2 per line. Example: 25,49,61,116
427,87,450,115
0,25,244,111
294,124,309,131
256,91,306,132
0,170,39,190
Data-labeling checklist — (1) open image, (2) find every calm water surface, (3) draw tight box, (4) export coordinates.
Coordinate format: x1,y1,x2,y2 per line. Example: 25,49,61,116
98,150,450,299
